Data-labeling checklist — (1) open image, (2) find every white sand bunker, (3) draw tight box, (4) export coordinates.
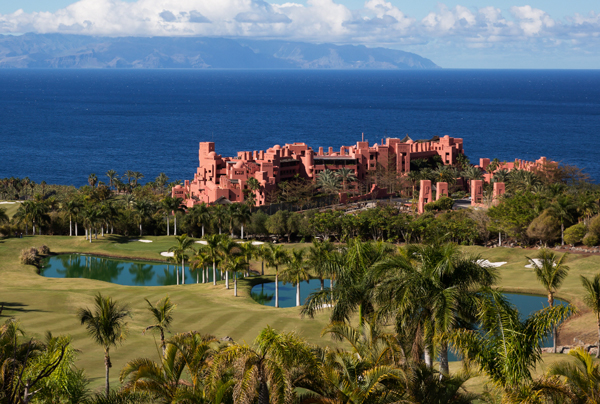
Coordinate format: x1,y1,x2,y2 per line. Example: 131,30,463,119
195,240,208,245
251,241,264,245
0,202,16,204
160,252,174,257
526,259,556,268
130,239,153,243
477,259,507,268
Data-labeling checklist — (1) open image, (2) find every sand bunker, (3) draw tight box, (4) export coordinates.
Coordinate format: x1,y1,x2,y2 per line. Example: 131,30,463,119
160,252,174,257
477,259,507,268
130,239,153,243
525,258,556,268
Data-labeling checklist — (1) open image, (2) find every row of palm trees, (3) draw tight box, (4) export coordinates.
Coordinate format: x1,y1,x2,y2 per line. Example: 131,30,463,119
73,271,600,404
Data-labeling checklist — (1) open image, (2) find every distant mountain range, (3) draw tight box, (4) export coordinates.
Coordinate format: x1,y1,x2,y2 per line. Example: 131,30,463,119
0,34,439,69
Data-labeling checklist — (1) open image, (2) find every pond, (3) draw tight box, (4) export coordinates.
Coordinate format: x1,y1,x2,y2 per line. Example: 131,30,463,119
40,254,224,286
250,280,567,349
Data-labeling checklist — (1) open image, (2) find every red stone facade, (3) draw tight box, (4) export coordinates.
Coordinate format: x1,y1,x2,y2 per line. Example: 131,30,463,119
174,135,465,207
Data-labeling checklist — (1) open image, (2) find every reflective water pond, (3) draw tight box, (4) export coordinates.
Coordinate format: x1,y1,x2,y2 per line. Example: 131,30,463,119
40,254,223,286
250,280,567,349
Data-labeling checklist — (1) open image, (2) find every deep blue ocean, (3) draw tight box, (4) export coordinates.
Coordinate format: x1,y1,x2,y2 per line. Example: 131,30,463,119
1,69,599,186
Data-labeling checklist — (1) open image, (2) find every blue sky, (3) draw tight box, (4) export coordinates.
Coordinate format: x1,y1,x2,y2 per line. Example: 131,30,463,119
1,0,599,68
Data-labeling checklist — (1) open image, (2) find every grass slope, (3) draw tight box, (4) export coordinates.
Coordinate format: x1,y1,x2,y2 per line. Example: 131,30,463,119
0,235,598,392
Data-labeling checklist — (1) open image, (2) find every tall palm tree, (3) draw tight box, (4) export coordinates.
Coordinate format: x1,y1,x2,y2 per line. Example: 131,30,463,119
188,202,210,237
238,241,257,277
212,204,227,235
235,203,252,239
407,170,422,197
307,239,334,291
77,293,130,397
155,172,169,191
451,288,573,388
160,196,184,236
218,236,238,289
105,170,118,191
88,173,98,188
225,256,247,297
526,249,570,353
168,234,195,286
142,296,176,358
61,199,80,237
191,250,211,284
492,168,510,183
581,274,600,358
133,199,154,237
548,195,575,246
264,244,289,308
202,234,222,286
131,171,144,188
281,249,311,307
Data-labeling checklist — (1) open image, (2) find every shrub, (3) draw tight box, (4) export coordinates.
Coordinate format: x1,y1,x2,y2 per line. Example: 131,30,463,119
28,247,38,256
526,210,560,246
38,245,50,254
424,196,455,212
20,249,38,265
564,223,587,246
583,233,599,247
589,215,600,237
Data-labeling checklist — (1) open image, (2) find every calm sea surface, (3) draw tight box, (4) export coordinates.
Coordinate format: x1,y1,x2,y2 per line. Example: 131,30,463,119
1,69,599,185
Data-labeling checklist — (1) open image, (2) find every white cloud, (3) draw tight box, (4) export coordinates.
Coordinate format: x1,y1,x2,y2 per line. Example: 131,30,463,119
0,0,599,56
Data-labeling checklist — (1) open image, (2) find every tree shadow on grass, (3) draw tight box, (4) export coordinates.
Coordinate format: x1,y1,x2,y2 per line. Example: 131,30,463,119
0,302,49,318
106,234,131,244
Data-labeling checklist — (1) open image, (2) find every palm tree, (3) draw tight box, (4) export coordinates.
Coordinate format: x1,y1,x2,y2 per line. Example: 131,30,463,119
142,296,177,357
226,204,238,237
188,202,210,237
121,332,218,403
218,236,239,290
451,288,573,388
131,171,144,187
235,203,252,239
374,242,498,374
202,234,222,286
122,170,135,189
168,234,195,286
212,204,227,235
155,172,169,191
581,274,600,358
307,239,334,291
526,249,570,353
105,170,118,191
264,244,289,308
61,199,80,237
492,168,510,183
547,347,600,402
303,239,393,326
133,199,154,237
407,170,421,197
225,256,247,297
548,195,575,246
160,196,184,236
317,169,341,194
88,173,98,188
77,293,130,397
191,250,211,284
238,241,257,277
461,166,483,191
280,249,311,307
335,167,357,192
211,326,317,404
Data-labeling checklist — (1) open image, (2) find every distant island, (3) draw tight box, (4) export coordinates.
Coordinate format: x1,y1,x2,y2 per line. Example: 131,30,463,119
0,33,438,69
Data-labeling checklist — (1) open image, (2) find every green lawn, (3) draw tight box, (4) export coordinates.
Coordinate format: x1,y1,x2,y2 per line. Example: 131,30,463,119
0,201,21,220
0,235,598,392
